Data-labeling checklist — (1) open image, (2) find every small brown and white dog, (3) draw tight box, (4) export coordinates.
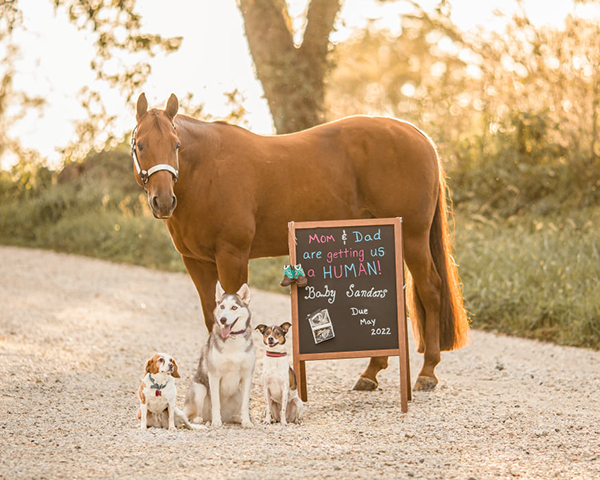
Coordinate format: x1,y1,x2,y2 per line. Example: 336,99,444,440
137,353,204,431
255,323,303,425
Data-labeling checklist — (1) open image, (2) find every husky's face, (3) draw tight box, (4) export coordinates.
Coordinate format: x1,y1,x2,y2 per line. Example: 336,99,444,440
214,281,251,339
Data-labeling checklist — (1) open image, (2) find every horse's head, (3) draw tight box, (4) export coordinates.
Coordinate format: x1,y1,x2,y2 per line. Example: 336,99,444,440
131,93,180,219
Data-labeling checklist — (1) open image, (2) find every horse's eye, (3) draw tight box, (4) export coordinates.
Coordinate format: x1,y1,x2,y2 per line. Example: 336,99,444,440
137,143,144,152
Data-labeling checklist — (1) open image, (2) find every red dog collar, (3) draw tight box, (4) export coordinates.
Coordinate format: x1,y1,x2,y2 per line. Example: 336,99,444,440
266,351,287,358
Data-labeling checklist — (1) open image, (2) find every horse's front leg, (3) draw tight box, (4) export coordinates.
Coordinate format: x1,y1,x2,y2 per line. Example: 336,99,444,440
214,241,251,295
353,356,389,391
182,256,219,331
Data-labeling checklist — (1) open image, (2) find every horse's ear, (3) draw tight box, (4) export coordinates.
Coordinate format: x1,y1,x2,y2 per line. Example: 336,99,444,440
136,93,148,123
166,93,178,120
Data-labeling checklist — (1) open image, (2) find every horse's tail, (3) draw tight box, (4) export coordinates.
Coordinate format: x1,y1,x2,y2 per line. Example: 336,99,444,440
407,164,470,353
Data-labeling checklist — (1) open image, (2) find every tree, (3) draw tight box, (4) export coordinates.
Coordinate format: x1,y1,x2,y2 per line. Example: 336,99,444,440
237,0,342,133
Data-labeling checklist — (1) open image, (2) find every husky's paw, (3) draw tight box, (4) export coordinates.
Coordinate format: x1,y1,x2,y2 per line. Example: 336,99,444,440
242,419,253,428
168,426,177,433
231,414,242,424
189,423,207,431
211,419,223,429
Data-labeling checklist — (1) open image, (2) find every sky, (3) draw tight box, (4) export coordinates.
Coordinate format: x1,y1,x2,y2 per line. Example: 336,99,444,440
2,0,589,168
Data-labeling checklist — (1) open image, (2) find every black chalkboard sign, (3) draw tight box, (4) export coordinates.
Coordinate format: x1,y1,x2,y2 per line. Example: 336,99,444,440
288,218,410,412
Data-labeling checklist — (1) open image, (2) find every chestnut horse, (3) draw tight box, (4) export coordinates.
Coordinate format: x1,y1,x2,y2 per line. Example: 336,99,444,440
132,93,469,392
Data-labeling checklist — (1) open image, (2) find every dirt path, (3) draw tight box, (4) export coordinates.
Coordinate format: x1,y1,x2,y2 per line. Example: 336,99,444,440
1,245,599,479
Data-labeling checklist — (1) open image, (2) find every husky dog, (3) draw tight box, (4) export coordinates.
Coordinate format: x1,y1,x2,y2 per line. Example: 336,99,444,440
184,282,255,428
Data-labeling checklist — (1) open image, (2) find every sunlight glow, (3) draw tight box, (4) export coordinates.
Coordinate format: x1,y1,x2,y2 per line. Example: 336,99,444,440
2,0,593,169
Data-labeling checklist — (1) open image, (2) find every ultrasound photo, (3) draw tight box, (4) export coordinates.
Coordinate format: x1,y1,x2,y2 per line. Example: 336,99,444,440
307,308,335,344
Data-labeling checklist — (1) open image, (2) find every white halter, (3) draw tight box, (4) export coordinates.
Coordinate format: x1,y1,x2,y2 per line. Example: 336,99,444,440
130,125,179,187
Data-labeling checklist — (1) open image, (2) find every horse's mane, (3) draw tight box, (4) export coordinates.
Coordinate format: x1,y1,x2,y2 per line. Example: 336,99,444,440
145,109,175,133
173,113,248,135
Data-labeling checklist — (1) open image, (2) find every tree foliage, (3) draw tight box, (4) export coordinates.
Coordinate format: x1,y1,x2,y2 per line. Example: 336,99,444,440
327,0,600,215
51,0,184,160
0,1,46,167
54,0,182,100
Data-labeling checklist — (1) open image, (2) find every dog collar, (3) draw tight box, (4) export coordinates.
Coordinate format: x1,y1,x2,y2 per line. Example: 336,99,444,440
148,374,168,395
266,351,287,358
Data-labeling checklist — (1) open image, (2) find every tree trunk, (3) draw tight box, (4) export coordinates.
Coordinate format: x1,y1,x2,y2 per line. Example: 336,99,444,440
237,0,341,133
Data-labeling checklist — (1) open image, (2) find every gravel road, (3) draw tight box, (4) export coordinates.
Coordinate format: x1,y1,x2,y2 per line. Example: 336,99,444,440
1,245,599,479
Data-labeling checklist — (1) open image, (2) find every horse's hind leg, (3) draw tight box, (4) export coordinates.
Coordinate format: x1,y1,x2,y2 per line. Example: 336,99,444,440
352,233,442,392
353,356,389,391
404,234,442,391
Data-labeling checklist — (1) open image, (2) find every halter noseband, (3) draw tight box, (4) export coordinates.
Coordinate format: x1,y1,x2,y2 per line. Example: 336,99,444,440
130,125,179,188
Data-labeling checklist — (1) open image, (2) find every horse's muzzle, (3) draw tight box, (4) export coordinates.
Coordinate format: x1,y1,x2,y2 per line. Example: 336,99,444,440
149,193,177,219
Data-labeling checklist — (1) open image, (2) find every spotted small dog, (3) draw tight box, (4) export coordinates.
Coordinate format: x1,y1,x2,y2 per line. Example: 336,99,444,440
137,353,204,431
255,323,303,425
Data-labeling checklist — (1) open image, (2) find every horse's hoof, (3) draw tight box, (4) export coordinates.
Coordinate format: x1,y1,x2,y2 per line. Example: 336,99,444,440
413,375,438,391
352,376,379,391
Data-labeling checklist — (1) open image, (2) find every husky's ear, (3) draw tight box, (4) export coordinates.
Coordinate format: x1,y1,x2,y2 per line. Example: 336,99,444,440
215,281,226,303
237,283,251,304
280,322,292,334
255,324,268,334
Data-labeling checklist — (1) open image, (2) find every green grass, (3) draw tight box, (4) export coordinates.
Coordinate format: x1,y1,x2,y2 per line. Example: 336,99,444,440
249,256,289,294
36,211,185,271
454,208,600,348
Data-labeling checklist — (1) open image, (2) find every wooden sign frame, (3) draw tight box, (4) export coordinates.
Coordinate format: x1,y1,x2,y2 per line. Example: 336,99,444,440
288,217,411,413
